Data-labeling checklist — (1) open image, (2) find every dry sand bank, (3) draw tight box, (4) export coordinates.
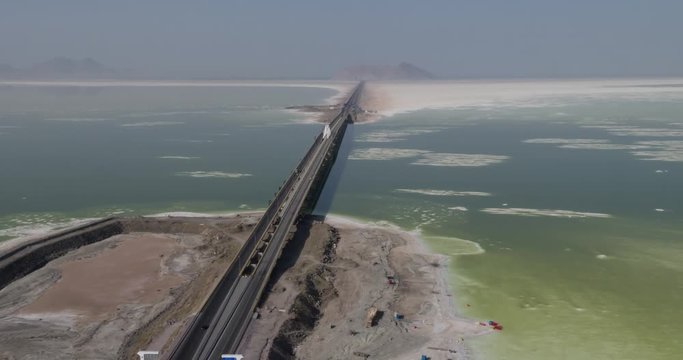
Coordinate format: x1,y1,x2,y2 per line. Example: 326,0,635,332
242,215,487,360
0,215,256,360
361,78,683,121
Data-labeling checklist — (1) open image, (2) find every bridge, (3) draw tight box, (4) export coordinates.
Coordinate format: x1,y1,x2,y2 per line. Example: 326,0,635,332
168,81,364,360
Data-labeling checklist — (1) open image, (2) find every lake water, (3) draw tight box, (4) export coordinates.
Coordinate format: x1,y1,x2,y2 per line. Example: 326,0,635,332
1,83,682,359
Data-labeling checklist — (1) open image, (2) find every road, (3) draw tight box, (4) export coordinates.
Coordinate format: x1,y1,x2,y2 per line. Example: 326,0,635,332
169,81,363,360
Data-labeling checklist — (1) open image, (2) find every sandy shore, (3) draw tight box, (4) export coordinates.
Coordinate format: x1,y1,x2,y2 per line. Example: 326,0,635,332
242,215,488,360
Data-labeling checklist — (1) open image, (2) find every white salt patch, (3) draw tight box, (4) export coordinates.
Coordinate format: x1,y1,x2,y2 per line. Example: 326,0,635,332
524,138,650,151
123,110,211,118
355,134,403,143
159,156,200,160
526,136,683,161
349,148,430,161
0,218,97,247
121,121,184,127
366,79,683,119
45,118,108,122
349,148,507,167
165,139,213,143
148,210,263,218
324,214,406,233
481,208,612,218
631,150,683,162
524,138,610,144
585,125,683,137
558,143,651,150
175,171,252,178
150,211,218,217
637,140,683,148
411,153,508,167
396,189,491,197
355,128,442,143
581,125,640,129
613,129,683,137
628,140,683,162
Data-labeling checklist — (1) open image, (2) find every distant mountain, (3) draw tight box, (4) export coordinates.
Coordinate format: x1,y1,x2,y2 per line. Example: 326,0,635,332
0,57,118,79
333,62,437,81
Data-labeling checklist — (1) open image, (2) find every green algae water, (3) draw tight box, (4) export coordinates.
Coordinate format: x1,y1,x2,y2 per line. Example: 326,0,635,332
1,83,682,359
322,104,683,360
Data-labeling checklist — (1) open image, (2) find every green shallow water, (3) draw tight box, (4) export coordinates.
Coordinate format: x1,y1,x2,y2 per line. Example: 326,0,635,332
319,104,683,359
1,84,682,359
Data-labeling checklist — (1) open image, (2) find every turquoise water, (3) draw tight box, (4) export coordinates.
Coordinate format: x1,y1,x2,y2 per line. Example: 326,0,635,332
1,84,682,359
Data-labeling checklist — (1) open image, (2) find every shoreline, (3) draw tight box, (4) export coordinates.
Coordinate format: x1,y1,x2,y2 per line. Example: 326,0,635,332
0,211,490,359
281,214,488,359
326,214,491,350
0,79,353,90
0,79,352,126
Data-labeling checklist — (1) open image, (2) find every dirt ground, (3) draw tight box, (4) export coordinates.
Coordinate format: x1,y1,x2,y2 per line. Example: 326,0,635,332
0,212,487,360
239,216,335,358
0,215,256,360
241,216,488,360
296,218,488,360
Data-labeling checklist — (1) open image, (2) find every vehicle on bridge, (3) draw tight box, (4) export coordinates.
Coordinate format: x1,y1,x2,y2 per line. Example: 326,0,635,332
323,124,332,139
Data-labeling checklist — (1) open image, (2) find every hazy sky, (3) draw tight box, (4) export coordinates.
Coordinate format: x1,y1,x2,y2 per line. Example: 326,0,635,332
1,0,682,79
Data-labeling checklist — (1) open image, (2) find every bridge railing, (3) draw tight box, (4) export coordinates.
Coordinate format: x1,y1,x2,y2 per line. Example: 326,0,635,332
167,82,361,360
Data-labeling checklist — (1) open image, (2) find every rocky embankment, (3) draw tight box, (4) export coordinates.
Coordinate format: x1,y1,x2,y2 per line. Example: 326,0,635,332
241,216,487,360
